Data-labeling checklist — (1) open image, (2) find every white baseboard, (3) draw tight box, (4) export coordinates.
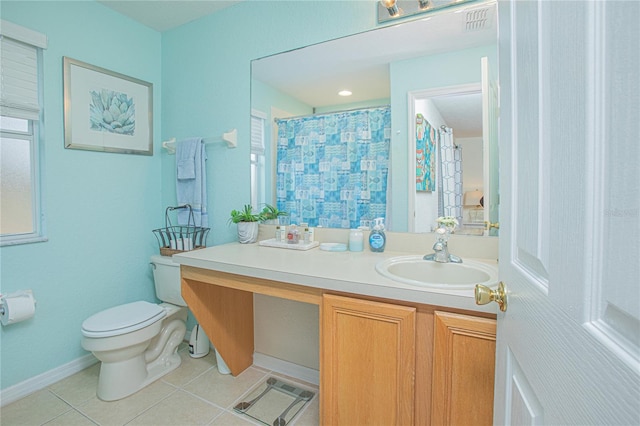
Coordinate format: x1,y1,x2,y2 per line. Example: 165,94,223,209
188,328,318,385
0,354,98,407
0,349,318,407
252,352,319,386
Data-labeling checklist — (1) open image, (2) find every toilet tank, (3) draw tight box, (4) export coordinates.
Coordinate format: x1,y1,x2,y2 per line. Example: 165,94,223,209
150,255,187,306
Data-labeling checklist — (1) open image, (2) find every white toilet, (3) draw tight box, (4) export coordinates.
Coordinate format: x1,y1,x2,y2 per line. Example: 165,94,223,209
81,255,188,401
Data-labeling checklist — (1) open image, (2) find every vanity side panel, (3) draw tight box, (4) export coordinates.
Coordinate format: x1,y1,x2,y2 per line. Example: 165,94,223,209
415,306,435,425
181,276,254,376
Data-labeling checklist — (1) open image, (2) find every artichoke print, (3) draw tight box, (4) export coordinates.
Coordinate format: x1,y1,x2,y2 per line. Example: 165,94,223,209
89,89,135,135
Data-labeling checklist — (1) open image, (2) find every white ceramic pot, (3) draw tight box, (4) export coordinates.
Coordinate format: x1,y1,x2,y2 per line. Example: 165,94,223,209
237,222,259,244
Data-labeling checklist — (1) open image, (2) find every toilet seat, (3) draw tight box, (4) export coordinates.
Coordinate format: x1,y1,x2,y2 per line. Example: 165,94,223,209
82,301,166,338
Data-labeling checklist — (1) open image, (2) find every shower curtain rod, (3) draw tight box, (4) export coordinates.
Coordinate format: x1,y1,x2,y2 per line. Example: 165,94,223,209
437,125,459,148
273,104,390,123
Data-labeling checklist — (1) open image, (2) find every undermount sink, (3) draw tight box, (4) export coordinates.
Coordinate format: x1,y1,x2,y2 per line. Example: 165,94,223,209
375,255,498,289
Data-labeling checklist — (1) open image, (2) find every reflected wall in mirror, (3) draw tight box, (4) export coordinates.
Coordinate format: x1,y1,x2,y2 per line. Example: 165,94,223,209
251,0,498,235
408,58,499,237
409,84,484,234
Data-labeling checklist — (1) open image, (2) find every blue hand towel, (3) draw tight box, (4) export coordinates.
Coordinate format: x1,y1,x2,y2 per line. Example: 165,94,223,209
177,139,197,180
176,138,208,227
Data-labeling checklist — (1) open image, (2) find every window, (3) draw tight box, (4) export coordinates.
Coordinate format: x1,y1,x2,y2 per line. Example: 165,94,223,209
0,20,48,246
250,109,266,211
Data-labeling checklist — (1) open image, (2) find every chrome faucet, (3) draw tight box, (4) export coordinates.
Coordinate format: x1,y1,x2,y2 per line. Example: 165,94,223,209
423,227,462,263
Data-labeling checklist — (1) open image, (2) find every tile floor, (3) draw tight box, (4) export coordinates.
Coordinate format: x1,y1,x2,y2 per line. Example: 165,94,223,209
1,344,319,426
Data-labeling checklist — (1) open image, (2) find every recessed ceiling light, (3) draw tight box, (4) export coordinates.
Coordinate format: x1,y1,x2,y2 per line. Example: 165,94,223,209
338,90,352,97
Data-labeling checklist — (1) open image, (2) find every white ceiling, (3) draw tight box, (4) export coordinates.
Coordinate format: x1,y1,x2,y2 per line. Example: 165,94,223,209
431,92,483,138
97,0,241,32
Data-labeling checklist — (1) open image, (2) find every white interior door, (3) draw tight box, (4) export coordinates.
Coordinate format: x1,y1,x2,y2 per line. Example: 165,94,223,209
495,1,639,424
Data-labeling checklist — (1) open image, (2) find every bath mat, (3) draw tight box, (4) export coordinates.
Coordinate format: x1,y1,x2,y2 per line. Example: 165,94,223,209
233,377,315,426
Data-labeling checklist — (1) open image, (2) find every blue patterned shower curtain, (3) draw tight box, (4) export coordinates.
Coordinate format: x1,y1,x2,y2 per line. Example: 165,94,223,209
438,126,463,226
275,106,391,229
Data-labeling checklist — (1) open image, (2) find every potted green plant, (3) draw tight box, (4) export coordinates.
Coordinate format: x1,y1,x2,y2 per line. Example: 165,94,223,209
260,204,288,225
229,204,262,243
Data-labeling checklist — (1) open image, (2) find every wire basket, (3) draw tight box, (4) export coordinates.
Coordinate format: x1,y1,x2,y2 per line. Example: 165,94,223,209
153,205,210,256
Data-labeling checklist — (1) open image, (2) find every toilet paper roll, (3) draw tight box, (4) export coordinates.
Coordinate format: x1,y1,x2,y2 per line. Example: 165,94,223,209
1,290,36,326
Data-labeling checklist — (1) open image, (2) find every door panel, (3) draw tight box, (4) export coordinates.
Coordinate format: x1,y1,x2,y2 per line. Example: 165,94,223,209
496,1,639,425
431,311,496,426
505,350,543,425
584,0,640,367
321,294,416,426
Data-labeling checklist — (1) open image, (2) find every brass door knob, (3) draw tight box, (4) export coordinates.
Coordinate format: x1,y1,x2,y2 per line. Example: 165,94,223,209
485,221,500,230
475,282,507,312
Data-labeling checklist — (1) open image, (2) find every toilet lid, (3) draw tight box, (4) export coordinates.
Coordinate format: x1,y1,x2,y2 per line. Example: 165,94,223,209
82,301,166,338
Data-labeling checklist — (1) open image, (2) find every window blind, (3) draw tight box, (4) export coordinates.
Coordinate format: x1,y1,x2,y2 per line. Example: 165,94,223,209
0,20,47,121
251,114,265,155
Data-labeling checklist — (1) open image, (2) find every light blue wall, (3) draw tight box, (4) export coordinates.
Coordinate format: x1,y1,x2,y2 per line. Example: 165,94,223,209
389,45,497,231
0,0,376,393
0,2,163,389
160,0,376,244
251,79,313,205
314,98,391,114
0,0,495,392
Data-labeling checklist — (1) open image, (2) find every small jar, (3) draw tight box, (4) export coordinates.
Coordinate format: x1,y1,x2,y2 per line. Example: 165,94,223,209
287,224,300,244
349,228,364,252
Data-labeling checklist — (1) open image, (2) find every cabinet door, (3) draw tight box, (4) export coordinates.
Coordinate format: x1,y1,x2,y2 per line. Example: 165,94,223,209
431,311,496,426
321,294,416,426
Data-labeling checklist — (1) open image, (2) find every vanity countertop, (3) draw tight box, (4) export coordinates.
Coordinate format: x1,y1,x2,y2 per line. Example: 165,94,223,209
173,237,498,314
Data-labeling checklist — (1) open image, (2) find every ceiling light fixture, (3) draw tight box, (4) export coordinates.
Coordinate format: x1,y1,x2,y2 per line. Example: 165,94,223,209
377,0,476,24
338,90,353,97
381,0,399,17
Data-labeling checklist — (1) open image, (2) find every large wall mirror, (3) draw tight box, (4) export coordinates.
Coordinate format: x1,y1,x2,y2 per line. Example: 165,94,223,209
251,0,498,236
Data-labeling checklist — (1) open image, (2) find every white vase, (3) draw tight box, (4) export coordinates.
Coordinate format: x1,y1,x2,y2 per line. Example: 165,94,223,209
237,222,259,244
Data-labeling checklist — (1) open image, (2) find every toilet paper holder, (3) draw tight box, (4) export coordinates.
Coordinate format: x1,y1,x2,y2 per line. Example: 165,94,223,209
1,290,37,326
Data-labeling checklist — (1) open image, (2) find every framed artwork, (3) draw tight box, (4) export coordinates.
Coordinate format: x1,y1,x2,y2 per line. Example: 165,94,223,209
416,113,436,192
63,57,153,155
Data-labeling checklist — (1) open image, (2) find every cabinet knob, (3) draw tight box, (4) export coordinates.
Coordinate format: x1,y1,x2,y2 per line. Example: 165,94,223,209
475,282,507,312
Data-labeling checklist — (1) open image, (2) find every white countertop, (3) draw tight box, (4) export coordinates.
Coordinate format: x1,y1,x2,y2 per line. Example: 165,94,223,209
173,239,498,314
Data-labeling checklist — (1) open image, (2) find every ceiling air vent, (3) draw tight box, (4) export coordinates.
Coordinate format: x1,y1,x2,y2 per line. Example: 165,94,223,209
464,8,490,31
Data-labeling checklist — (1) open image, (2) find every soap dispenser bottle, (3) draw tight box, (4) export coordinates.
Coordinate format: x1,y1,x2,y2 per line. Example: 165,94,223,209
369,218,386,252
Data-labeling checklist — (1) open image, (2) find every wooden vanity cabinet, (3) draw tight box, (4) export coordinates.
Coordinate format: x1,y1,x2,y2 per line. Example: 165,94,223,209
181,267,496,426
320,293,496,426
